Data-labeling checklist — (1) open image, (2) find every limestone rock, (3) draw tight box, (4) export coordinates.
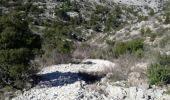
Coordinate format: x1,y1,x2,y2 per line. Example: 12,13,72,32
66,11,79,18
81,59,118,75
106,85,127,99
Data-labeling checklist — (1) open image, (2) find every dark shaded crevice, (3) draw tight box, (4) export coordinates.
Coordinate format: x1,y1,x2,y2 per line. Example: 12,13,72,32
78,72,105,84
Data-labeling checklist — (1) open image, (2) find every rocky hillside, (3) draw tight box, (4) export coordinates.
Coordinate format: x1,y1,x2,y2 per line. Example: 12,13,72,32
0,0,170,100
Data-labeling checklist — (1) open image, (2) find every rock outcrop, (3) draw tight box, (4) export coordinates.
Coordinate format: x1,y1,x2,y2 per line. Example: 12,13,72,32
12,59,170,100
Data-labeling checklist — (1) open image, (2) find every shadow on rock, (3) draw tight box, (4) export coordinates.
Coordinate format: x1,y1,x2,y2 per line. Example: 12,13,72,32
78,72,105,84
38,71,80,87
37,71,104,87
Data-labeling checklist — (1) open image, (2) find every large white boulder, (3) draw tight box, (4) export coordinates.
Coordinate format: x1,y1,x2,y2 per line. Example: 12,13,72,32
66,12,79,18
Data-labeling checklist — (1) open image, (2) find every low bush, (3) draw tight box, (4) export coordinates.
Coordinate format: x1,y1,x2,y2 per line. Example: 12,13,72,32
158,54,170,66
138,15,148,22
41,22,74,66
112,39,144,58
147,64,170,85
14,2,44,15
147,55,170,85
149,8,155,16
164,13,170,24
135,49,144,58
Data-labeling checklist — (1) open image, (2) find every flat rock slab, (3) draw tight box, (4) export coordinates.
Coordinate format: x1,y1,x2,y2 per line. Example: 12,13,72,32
80,59,117,75
13,59,116,100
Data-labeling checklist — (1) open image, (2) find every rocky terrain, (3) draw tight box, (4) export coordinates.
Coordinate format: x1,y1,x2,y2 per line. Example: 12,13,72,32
1,0,170,100
12,59,170,100
35,0,164,20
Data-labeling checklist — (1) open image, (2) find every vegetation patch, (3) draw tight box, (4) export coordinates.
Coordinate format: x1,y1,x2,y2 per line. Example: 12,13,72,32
40,22,74,66
0,12,42,89
147,55,170,85
112,39,144,58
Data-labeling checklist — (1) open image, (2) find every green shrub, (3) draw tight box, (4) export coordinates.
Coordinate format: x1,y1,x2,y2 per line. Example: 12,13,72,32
112,39,144,58
43,24,73,53
149,8,155,16
138,15,148,22
0,12,41,89
163,1,170,13
15,3,44,14
147,55,170,85
54,1,123,32
41,22,74,65
147,64,170,85
164,13,170,24
158,55,170,66
135,49,144,58
112,42,127,58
